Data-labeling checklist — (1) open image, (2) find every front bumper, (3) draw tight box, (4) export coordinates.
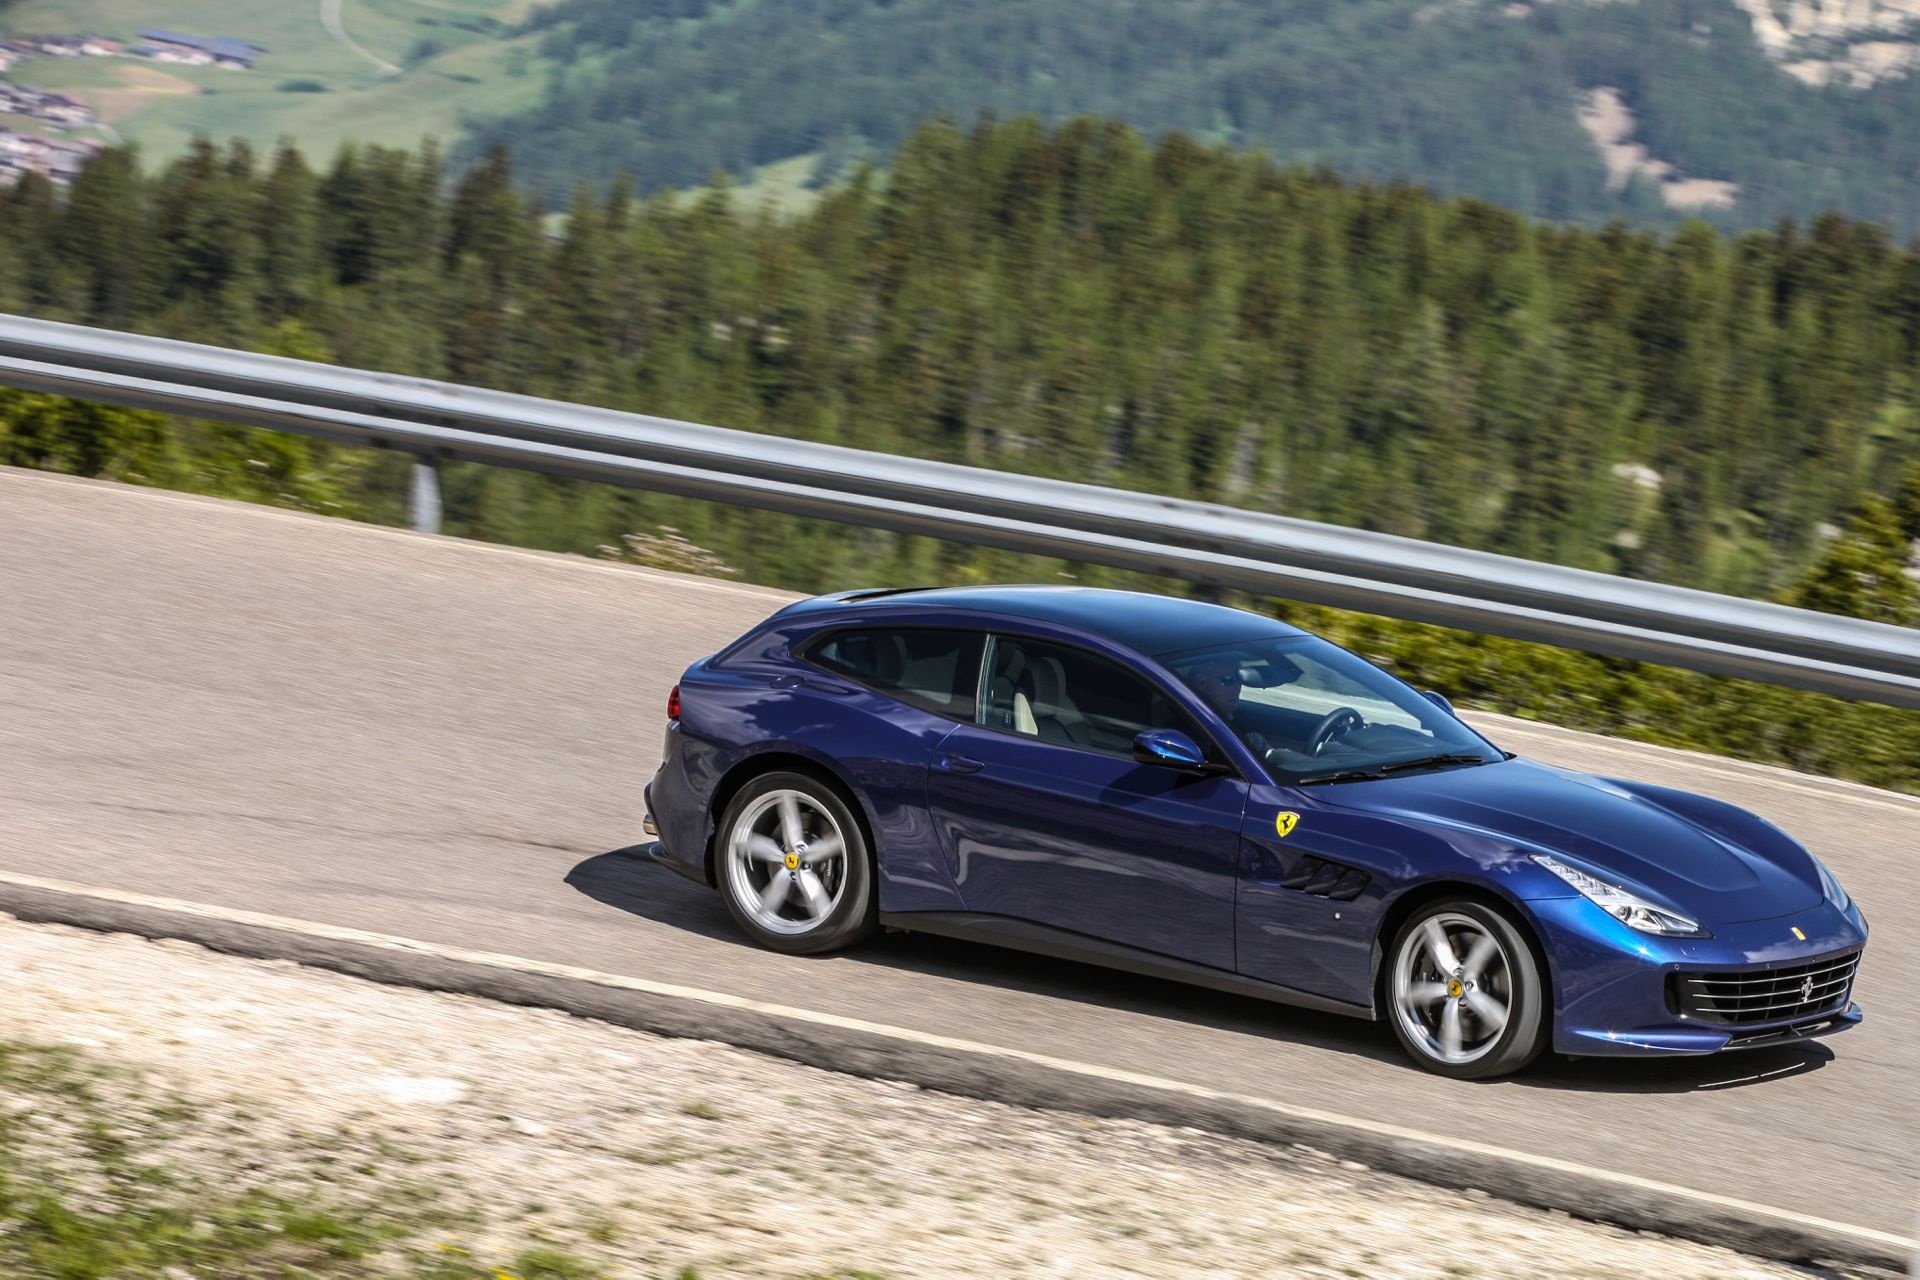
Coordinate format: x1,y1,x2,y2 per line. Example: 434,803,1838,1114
1530,894,1869,1057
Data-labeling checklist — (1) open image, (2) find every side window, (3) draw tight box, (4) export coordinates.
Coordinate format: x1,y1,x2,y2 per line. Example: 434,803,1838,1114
980,635,1204,757
803,628,983,721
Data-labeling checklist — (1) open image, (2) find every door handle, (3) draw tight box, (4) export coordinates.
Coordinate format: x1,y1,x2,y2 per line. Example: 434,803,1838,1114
769,675,856,694
939,754,986,774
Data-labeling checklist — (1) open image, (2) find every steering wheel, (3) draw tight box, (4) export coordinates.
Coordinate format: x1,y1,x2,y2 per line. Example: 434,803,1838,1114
1306,706,1366,757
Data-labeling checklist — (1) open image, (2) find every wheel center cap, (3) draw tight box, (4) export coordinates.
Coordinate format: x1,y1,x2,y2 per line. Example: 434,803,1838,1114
1446,978,1465,1000
784,851,800,871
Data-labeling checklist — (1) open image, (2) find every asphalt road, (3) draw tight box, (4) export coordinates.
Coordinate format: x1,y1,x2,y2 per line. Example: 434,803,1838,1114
2,467,1914,1241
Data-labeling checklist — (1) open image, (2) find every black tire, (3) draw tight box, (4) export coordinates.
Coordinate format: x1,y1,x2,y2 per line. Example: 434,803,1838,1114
715,770,878,956
1384,897,1548,1080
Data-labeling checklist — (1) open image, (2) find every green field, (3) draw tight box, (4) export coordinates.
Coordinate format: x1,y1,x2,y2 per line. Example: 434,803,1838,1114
705,152,827,217
0,0,550,163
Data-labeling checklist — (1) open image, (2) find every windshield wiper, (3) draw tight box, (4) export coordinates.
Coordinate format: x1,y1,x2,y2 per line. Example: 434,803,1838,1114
1294,753,1493,786
1375,752,1494,774
1293,767,1389,785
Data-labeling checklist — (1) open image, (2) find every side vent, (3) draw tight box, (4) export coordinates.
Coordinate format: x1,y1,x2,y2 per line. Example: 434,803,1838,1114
1276,855,1371,902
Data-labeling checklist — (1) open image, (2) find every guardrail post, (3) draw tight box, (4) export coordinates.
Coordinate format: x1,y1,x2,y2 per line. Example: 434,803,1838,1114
409,456,442,534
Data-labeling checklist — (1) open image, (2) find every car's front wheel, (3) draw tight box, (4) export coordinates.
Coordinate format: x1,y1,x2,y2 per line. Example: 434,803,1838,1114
717,771,877,955
1386,898,1547,1079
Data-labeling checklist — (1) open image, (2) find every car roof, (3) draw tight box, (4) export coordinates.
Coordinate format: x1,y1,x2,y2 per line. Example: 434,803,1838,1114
825,585,1303,656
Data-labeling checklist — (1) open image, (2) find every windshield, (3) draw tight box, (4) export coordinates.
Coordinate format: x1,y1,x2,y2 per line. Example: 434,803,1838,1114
1160,635,1503,783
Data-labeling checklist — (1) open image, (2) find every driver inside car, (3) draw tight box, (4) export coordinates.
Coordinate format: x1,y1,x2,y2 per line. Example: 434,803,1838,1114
1179,652,1277,757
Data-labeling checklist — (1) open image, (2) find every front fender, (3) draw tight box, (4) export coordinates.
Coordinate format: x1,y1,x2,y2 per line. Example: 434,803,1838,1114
1370,872,1572,1020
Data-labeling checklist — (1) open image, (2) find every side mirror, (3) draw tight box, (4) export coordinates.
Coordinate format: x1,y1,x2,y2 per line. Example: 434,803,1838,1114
1133,728,1208,770
1422,690,1456,716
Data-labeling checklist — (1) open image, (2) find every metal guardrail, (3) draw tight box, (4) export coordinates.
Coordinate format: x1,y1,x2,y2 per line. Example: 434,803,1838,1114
3,312,1919,708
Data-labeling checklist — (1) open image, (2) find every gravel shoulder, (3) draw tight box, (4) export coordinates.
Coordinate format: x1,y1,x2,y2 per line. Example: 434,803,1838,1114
0,914,1814,1279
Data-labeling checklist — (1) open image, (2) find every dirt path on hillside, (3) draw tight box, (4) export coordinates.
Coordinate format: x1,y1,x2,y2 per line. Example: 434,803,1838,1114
320,0,400,76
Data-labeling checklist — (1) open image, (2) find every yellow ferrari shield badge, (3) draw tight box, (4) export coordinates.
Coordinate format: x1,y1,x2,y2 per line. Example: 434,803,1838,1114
1274,811,1300,838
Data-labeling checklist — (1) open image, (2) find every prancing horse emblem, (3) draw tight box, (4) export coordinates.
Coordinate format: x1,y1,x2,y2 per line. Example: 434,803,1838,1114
1799,975,1814,1002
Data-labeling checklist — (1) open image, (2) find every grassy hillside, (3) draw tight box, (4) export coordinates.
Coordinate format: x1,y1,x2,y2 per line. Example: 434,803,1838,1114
465,0,1920,231
18,0,1920,233
0,0,549,163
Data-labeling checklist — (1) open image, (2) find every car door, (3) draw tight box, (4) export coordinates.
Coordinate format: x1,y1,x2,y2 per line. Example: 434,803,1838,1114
1216,649,1451,1008
797,625,987,914
925,633,1246,971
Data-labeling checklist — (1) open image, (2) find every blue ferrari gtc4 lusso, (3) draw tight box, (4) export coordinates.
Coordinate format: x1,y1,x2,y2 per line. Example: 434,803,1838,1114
643,586,1867,1077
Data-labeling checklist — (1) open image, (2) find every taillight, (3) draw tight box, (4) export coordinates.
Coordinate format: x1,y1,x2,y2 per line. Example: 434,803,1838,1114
667,683,681,721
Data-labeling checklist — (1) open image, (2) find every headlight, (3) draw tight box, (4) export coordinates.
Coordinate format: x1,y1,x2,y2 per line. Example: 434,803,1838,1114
1812,856,1851,913
1532,854,1709,938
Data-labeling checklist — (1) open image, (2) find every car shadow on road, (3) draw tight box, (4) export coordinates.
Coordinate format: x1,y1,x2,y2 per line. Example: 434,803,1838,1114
566,847,1406,1067
564,847,742,943
566,848,1835,1092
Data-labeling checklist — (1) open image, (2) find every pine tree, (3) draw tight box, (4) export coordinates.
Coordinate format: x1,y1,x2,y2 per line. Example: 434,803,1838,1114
257,144,323,317
51,146,151,326
1897,462,1920,545
1785,497,1915,624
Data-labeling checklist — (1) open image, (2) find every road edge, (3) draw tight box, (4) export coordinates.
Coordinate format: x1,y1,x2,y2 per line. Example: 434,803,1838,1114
0,875,1906,1277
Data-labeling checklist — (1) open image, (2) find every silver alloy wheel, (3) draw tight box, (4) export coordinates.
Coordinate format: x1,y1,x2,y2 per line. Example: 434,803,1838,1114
724,788,849,936
1392,911,1514,1066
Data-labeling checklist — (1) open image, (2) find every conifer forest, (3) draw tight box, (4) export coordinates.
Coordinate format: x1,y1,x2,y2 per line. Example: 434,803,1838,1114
5,119,1920,787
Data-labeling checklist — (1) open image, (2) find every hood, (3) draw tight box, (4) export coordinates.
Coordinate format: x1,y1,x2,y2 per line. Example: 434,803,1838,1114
1318,758,1821,924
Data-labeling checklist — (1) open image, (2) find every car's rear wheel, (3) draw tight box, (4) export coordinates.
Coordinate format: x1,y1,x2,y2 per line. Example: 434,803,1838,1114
717,771,877,955
1386,898,1547,1079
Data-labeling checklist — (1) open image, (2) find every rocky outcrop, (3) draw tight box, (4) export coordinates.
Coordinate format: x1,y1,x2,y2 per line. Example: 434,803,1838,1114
1576,87,1739,210
1731,0,1920,52
1728,0,1920,83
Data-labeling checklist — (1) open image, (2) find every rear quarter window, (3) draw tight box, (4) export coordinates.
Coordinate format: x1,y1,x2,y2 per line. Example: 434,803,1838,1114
802,628,984,721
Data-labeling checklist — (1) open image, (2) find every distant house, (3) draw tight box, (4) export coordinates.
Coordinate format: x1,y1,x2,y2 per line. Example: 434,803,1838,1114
0,141,28,184
40,92,93,124
9,88,94,125
134,42,212,66
41,136,95,179
0,80,96,126
137,28,265,69
79,37,125,57
0,127,99,186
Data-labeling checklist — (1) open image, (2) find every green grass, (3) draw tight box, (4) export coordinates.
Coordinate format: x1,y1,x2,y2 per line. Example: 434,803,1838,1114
0,0,549,164
726,152,829,217
0,1039,603,1280
0,0,816,188
662,152,831,219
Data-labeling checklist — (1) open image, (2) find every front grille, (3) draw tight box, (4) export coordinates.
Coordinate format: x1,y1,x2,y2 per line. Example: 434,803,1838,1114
1669,950,1861,1027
